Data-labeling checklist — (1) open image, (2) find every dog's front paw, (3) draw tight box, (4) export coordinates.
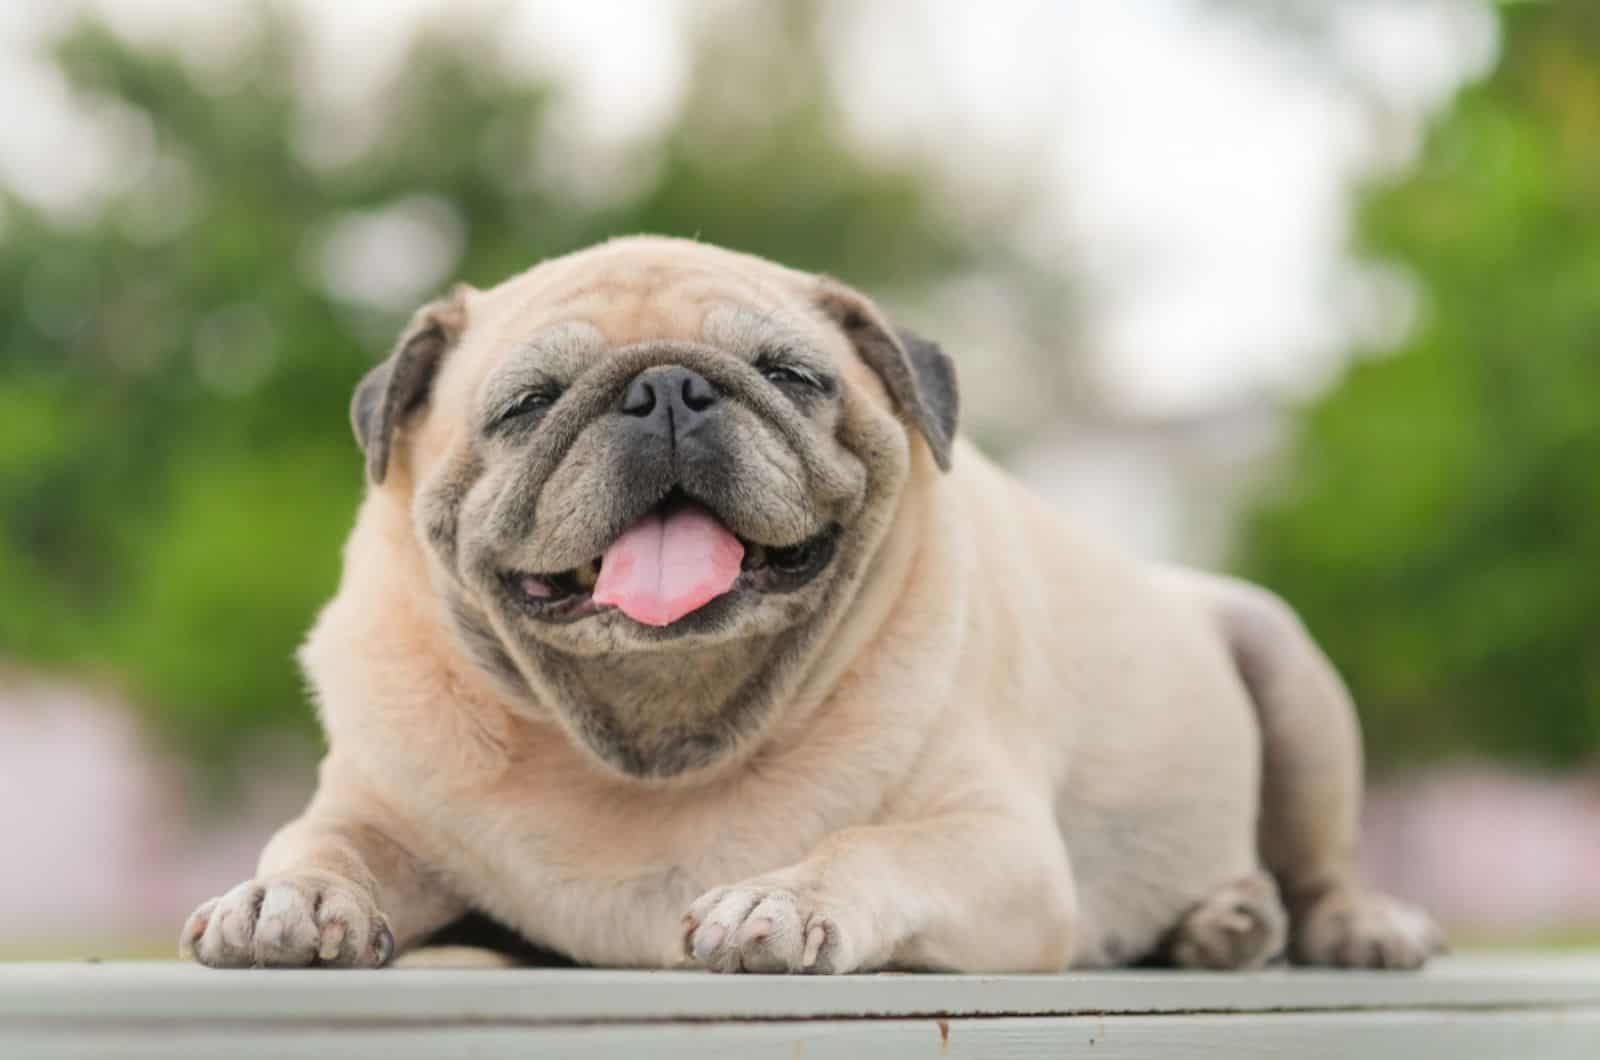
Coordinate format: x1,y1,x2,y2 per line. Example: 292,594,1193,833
1292,887,1444,970
683,882,857,974
179,873,394,969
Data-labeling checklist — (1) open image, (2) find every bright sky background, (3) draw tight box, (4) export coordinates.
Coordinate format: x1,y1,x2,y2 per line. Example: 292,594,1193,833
1,0,1498,418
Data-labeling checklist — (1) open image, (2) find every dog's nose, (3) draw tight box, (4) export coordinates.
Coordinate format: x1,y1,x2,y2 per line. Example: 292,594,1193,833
619,366,720,439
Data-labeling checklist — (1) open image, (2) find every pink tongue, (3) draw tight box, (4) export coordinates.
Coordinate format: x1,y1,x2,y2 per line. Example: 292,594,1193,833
592,504,745,626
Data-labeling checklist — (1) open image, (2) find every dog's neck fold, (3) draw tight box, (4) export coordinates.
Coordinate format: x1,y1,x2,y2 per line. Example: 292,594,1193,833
529,636,785,780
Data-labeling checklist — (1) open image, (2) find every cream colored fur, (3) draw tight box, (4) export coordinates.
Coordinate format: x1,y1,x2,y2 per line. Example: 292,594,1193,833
180,238,1440,973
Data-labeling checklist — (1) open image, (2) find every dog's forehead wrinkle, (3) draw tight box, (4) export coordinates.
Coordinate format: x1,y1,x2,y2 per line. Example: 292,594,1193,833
701,303,819,359
488,256,807,353
503,269,753,347
487,322,606,391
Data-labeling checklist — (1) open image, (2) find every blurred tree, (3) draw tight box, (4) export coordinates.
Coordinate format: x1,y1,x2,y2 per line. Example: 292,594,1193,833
1236,2,1600,767
0,4,1054,773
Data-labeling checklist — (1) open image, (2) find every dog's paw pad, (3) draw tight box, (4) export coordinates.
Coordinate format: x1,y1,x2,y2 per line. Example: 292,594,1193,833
180,873,392,969
683,883,850,974
1170,873,1288,971
1292,889,1444,970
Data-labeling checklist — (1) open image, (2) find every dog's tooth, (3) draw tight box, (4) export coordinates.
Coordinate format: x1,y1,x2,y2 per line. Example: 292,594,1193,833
522,576,554,599
572,559,599,591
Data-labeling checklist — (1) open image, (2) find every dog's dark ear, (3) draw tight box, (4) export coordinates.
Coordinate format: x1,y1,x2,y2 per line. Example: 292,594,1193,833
352,286,471,484
814,280,959,471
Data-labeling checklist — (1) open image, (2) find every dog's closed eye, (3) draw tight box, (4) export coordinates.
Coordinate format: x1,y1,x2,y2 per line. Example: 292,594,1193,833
491,385,564,430
755,354,834,395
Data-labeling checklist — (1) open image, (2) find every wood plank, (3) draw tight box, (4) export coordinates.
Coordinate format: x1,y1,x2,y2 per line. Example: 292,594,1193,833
2,955,1598,1024
4,1010,1599,1060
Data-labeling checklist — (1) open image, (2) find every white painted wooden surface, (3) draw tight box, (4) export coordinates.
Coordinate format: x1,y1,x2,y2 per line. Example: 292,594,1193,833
2,955,1597,1058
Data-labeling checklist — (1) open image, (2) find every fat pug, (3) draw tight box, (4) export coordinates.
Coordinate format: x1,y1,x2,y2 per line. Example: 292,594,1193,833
181,236,1441,974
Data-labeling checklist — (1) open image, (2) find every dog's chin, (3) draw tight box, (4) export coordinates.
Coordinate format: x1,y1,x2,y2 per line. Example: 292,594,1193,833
494,503,842,655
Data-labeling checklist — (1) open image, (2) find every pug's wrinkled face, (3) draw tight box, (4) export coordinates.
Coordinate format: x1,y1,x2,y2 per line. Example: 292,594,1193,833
351,238,955,780
466,309,868,654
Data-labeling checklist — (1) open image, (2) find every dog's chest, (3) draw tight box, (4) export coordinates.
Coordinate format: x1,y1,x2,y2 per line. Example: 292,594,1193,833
418,766,863,965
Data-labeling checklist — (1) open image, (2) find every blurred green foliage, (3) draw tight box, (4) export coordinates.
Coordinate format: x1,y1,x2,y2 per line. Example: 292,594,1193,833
0,5,1040,768
1236,3,1600,767
9,1,1594,777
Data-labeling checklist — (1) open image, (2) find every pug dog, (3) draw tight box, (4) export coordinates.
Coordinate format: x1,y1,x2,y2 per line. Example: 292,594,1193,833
180,236,1442,974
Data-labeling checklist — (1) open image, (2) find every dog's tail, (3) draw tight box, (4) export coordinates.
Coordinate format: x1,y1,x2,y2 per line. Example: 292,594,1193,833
1209,577,1365,912
1163,568,1444,966
1161,571,1364,916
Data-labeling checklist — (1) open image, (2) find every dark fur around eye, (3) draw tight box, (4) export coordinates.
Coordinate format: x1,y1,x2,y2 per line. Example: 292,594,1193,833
754,353,834,395
491,385,563,431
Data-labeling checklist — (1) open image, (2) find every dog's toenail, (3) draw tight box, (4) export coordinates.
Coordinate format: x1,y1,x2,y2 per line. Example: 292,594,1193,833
318,920,346,961
374,923,395,966
693,924,726,960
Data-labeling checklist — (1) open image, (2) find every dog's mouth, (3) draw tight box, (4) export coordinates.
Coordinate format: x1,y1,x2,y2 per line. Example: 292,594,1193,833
502,492,838,628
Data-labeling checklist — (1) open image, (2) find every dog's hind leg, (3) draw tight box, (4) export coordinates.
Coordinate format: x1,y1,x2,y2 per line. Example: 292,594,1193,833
1166,871,1288,970
1173,571,1445,969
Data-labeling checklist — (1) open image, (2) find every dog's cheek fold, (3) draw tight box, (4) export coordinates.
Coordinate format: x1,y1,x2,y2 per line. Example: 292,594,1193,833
445,590,528,697
419,451,480,573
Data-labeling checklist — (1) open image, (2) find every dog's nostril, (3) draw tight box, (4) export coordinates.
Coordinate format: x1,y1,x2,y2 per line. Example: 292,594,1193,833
621,378,657,417
620,366,718,421
681,374,718,412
